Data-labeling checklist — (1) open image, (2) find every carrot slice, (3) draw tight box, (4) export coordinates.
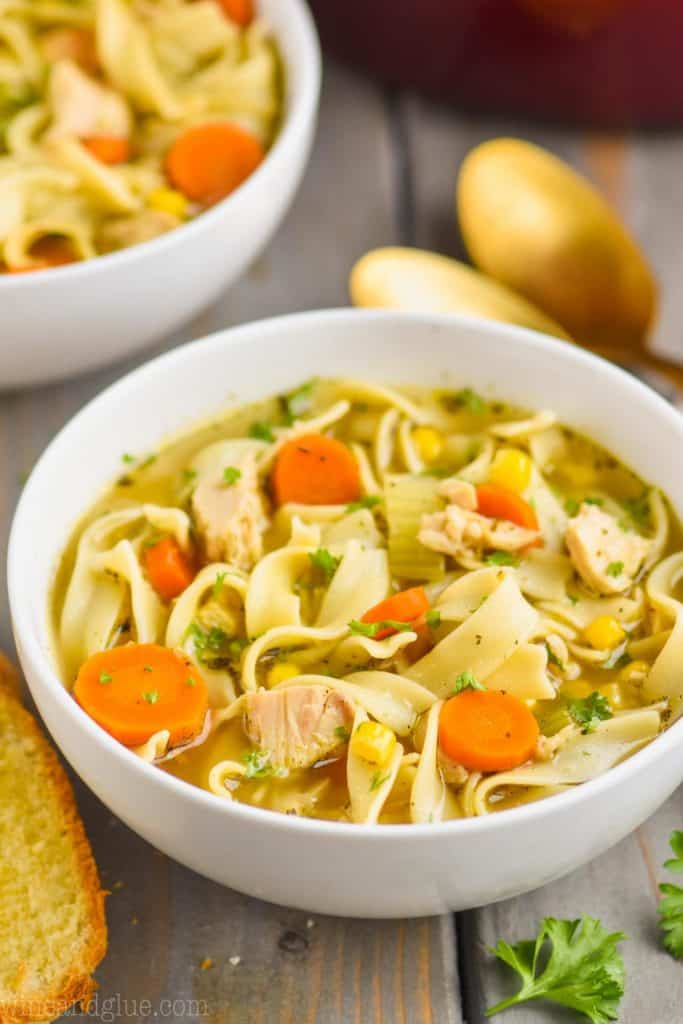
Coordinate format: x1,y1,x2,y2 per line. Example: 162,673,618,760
476,483,539,531
143,537,194,602
6,235,76,273
165,122,264,205
271,433,361,506
74,643,208,748
216,0,254,25
81,136,131,165
361,586,430,640
438,690,539,772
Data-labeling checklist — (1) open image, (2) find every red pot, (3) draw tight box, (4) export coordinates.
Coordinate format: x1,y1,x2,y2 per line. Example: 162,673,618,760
308,0,683,127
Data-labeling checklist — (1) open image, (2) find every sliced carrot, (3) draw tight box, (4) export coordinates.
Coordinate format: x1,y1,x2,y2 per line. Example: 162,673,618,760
216,0,254,25
438,690,539,773
7,235,76,273
476,482,539,532
74,643,208,748
165,122,264,206
81,135,131,165
361,586,430,640
143,537,195,602
271,433,361,506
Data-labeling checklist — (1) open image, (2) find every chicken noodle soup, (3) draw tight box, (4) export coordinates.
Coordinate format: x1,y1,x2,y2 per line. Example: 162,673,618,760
51,378,683,824
0,0,280,272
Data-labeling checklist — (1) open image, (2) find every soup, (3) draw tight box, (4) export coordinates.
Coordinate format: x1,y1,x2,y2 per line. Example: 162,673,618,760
51,378,683,824
0,0,280,273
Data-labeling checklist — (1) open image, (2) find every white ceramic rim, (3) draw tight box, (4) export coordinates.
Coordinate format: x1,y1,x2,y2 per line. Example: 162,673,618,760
0,0,321,290
8,309,683,843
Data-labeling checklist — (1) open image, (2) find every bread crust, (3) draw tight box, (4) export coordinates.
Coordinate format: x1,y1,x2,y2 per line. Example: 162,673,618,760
0,688,107,1024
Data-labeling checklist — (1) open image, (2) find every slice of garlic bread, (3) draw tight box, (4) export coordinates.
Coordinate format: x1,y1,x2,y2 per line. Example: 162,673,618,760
0,688,107,1023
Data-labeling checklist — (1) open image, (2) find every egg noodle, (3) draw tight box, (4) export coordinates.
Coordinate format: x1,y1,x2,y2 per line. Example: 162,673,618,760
0,0,280,271
52,379,683,824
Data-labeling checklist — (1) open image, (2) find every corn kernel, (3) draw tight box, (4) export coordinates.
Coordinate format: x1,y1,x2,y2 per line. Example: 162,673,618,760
349,721,396,766
560,679,592,700
412,426,443,463
147,186,188,219
618,659,649,683
266,661,300,687
583,615,626,651
597,682,624,710
489,447,532,494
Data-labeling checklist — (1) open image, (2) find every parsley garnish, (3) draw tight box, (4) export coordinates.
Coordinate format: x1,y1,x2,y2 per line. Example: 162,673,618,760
281,378,318,424
186,622,237,664
659,830,683,959
142,690,159,704
420,466,451,479
243,749,274,779
98,672,112,685
334,725,351,743
121,453,135,465
452,671,485,695
568,692,613,734
182,467,197,485
213,571,227,598
545,643,564,669
583,496,603,506
485,550,520,567
249,421,275,442
606,561,624,578
139,453,157,469
143,665,153,673
620,492,650,532
308,548,341,582
348,619,413,638
486,915,626,1022
223,466,241,485
565,497,580,517
346,494,382,514
425,609,441,629
186,677,196,687
369,770,391,792
454,387,486,414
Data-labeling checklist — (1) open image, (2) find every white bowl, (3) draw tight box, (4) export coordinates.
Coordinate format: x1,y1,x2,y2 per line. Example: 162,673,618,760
9,310,683,918
0,0,320,390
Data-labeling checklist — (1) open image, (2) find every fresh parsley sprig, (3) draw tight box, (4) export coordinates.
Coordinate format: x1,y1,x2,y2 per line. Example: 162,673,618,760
348,619,414,638
659,830,683,959
568,692,613,734
451,671,485,695
486,915,626,1023
308,548,341,582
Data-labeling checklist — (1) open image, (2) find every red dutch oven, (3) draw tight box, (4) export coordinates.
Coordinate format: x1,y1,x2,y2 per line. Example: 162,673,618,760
308,0,683,127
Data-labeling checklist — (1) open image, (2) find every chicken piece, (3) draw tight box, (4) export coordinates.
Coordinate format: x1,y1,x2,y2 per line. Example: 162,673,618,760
98,209,180,252
565,503,651,595
437,749,469,787
419,504,539,565
244,685,355,771
534,724,575,762
45,59,132,142
191,452,268,572
437,478,477,511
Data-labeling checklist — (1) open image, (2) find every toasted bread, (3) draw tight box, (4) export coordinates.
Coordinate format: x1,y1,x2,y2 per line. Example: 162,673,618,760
0,652,21,701
0,684,107,1024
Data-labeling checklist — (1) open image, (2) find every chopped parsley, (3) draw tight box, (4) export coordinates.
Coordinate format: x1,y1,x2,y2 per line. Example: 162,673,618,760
606,561,624,578
121,453,135,464
308,548,341,582
583,496,603,506
213,571,227,598
565,497,580,517
223,466,242,486
142,690,159,705
568,691,613,734
143,665,153,673
452,671,485,695
186,622,242,665
334,725,351,744
139,453,157,469
545,643,564,670
485,550,520,567
659,830,683,959
98,672,112,685
454,387,486,414
243,749,274,779
348,619,413,638
281,378,318,424
249,421,275,443
425,609,441,629
369,770,391,792
620,492,650,532
182,467,197,485
186,677,196,688
420,466,451,479
346,494,382,514
486,915,626,1022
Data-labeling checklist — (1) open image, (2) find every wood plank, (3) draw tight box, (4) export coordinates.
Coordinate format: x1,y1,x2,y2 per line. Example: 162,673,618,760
1,63,462,1024
405,95,682,1022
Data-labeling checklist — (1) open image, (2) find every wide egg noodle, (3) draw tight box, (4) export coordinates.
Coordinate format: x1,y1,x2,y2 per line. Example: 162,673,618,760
643,552,683,717
347,706,404,825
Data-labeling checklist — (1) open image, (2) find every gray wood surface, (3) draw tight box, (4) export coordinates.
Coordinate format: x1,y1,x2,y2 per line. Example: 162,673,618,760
2,59,681,1023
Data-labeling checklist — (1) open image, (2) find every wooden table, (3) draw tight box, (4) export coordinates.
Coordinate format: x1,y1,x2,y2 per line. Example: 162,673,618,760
3,59,682,1023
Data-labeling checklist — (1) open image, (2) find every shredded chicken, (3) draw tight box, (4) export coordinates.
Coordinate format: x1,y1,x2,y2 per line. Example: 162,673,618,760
534,724,575,762
46,59,132,141
244,685,355,771
98,210,180,252
565,503,651,595
192,452,268,572
437,478,478,511
437,749,469,788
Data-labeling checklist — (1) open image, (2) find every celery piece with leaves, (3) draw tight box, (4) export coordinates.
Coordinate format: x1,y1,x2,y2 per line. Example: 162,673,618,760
486,915,626,1023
